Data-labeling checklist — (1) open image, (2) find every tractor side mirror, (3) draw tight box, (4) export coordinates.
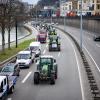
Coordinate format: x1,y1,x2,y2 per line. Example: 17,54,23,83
54,59,56,63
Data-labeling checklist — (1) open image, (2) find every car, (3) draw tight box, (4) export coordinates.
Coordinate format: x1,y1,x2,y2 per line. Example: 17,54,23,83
0,75,17,99
16,51,35,68
33,55,58,85
93,36,100,41
0,63,20,76
29,42,41,57
49,35,61,51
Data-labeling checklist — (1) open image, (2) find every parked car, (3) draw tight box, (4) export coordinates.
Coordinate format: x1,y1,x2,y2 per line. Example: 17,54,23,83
0,63,20,76
16,51,35,68
93,36,100,41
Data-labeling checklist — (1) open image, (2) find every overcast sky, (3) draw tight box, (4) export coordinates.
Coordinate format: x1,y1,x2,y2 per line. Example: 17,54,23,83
22,0,39,4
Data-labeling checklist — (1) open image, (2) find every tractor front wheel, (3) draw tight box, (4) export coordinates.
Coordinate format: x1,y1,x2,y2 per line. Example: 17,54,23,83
50,75,55,85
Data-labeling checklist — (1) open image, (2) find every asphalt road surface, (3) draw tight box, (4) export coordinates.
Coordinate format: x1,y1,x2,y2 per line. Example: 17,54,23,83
57,25,100,90
7,29,83,100
58,25,100,71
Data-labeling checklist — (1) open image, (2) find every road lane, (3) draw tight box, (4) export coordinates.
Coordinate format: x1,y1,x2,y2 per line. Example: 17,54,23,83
7,29,83,100
58,25,100,72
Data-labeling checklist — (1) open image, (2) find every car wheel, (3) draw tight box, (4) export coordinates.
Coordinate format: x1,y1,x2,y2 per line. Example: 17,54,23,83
10,86,14,93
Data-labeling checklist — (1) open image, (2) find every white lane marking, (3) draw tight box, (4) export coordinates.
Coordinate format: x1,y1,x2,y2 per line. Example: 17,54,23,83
7,98,12,100
96,44,100,48
66,36,85,100
83,46,100,72
88,37,90,40
43,49,46,54
22,72,32,83
46,44,48,48
71,43,85,100
58,52,60,57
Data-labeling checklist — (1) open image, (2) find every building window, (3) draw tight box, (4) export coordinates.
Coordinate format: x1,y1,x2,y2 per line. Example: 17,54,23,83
97,0,100,3
97,4,100,9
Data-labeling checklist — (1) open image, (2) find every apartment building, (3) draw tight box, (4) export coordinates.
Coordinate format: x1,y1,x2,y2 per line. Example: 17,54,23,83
60,1,72,16
60,0,100,16
77,0,100,15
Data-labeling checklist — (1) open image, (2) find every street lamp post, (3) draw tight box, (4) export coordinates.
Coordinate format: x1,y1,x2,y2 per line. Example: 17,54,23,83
51,9,52,23
80,0,83,51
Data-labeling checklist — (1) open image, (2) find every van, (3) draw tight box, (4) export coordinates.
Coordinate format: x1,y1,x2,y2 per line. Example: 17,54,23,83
16,51,35,68
29,42,41,57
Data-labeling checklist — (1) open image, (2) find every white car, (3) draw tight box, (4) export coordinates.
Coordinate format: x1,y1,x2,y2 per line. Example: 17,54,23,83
16,51,35,68
29,42,41,57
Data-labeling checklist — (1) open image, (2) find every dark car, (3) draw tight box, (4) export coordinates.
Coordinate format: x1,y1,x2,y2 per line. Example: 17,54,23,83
93,36,100,41
0,63,20,76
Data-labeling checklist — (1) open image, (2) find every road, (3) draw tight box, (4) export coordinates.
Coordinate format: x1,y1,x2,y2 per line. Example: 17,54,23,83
57,25,100,89
7,29,83,100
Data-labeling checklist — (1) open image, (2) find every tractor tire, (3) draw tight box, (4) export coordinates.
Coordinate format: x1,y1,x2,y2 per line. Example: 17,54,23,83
34,72,39,84
58,45,61,51
50,75,55,85
55,66,58,79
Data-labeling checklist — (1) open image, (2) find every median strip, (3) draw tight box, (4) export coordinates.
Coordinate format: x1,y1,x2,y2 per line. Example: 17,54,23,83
0,39,35,66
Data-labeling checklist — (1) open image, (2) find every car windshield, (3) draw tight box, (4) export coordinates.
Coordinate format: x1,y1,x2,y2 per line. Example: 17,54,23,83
17,54,30,59
40,58,52,64
1,66,14,72
30,46,39,51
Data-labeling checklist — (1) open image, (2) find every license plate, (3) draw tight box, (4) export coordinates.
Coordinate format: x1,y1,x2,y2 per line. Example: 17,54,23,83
52,44,57,48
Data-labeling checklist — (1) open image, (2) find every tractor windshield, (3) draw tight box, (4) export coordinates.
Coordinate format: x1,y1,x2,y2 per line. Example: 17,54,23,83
40,58,52,65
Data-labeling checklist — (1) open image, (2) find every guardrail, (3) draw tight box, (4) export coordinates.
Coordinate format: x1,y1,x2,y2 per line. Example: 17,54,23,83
55,26,100,100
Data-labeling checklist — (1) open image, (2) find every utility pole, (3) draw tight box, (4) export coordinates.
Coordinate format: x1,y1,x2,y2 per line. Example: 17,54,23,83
15,18,18,48
80,0,83,50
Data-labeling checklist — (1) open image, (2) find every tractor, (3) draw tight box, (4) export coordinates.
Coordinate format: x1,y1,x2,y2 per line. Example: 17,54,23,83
34,55,58,85
49,35,61,51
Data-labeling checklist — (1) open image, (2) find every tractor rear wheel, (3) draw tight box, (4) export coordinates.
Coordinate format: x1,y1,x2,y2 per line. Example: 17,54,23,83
55,66,58,79
34,72,39,84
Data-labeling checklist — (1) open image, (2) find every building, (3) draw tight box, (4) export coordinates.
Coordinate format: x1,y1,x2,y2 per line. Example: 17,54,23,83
60,1,73,16
60,0,100,16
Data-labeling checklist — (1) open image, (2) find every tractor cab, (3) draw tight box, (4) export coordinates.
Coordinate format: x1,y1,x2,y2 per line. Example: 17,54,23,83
49,35,61,51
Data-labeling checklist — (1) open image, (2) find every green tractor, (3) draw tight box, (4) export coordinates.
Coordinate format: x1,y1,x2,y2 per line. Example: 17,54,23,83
34,55,58,85
49,35,61,51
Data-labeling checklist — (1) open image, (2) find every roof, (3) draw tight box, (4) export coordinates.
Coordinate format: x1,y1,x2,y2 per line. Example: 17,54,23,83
18,51,31,54
41,55,54,59
0,76,6,83
29,42,40,46
3,63,15,68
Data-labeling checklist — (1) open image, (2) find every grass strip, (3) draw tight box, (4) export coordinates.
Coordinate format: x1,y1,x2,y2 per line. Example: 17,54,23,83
0,39,35,62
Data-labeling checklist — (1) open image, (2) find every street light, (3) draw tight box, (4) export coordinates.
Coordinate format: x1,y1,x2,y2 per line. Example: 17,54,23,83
80,0,83,50
59,0,66,31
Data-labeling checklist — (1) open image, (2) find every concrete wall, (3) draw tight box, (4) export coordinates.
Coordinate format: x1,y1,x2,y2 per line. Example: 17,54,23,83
37,17,100,35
